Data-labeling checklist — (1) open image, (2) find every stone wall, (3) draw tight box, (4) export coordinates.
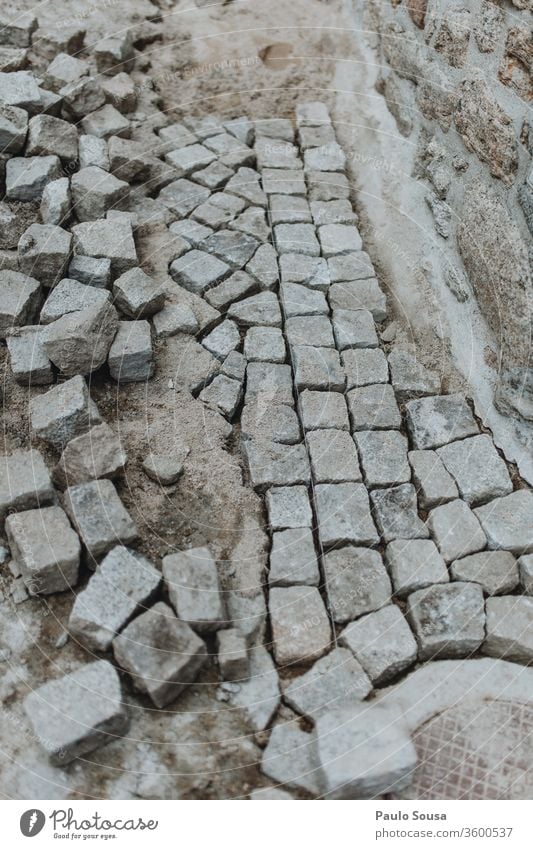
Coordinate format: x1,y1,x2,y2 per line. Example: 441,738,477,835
363,0,532,419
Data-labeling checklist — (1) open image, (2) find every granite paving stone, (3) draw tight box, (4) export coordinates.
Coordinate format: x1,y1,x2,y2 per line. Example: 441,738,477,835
323,546,392,623
307,429,362,483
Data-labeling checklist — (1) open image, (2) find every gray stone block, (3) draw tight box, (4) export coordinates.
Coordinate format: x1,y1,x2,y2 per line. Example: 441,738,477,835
205,270,257,311
388,348,441,401
54,422,126,488
40,177,71,226
0,69,41,111
6,325,53,385
307,170,350,201
261,168,306,196
159,177,210,217
163,546,226,633
386,539,449,598
241,402,300,445
0,270,40,339
266,485,312,529
228,291,282,328
18,223,72,286
64,478,137,559
40,278,110,324
68,255,111,288
405,394,479,450
270,194,312,225
310,198,357,226
255,118,295,142
328,251,375,283
347,383,401,431
0,13,37,47
245,243,278,290
243,326,285,362
332,308,378,350
299,389,349,431
108,320,153,383
42,299,118,376
329,279,387,321
286,315,334,348
165,142,216,176
112,267,165,319
199,374,243,419
437,434,513,506
261,723,321,796
307,429,362,483
318,223,362,257
408,449,458,510
245,361,294,406
281,282,329,318
81,104,130,139
283,648,372,722
428,498,486,562
79,134,109,170
269,528,320,586
270,586,331,664
0,103,27,152
304,143,346,173
292,346,345,391
339,605,417,684
44,52,88,91
225,166,266,207
229,207,270,242
202,227,258,269
519,555,533,595
152,302,198,337
0,448,54,521
343,347,389,388
6,155,62,201
60,76,106,120
279,253,330,290
27,114,78,163
216,628,249,681
315,483,379,547
274,223,320,256
72,219,137,276
474,491,533,555
71,166,129,222
371,484,429,543
356,430,410,488
450,550,518,595
483,597,533,664
324,546,392,623
296,101,331,127
170,249,230,295
407,582,486,661
6,505,80,594
255,137,301,170
30,375,101,449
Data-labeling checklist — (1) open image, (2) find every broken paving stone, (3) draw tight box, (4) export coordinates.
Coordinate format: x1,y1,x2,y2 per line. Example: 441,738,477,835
292,345,345,391
408,449,458,510
241,401,300,445
108,320,153,383
405,393,479,450
315,483,379,548
371,484,429,544
355,430,411,488
228,291,282,328
283,647,372,721
386,538,449,597
281,282,328,317
347,383,401,431
483,596,533,664
388,348,441,401
202,319,240,360
40,177,71,226
5,155,62,202
0,448,54,521
450,550,518,595
244,326,285,362
30,375,101,449
0,103,27,152
407,582,486,661
343,348,389,388
270,585,332,665
199,374,243,419
0,270,40,339
64,478,137,559
72,218,137,276
314,702,417,799
245,443,311,492
42,300,119,376
474,490,533,555
163,546,226,633
23,660,128,764
26,114,78,163
204,270,257,311
299,389,349,431
428,498,486,562
152,302,198,337
274,223,320,257
170,249,230,296
266,485,312,530
142,452,187,486
332,308,378,350
261,723,322,796
68,546,160,652
307,429,362,483
68,255,111,289
6,505,80,595
18,223,72,287
339,604,418,684
54,423,127,488
40,278,110,324
216,629,249,681
324,546,392,623
269,527,319,586
113,601,207,708
279,253,330,291
112,267,165,319
436,434,512,506
71,166,129,222
6,325,53,385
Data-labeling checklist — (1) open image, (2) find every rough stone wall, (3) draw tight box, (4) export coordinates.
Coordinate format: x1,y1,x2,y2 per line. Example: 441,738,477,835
365,0,533,420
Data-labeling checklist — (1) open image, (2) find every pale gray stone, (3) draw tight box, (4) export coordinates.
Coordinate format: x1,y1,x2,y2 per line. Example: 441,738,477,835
72,219,137,276
386,539,449,597
202,228,259,269
153,302,198,337
42,300,119,376
406,393,479,450
54,422,126,488
407,582,486,661
332,308,378,350
255,136,301,170
266,485,312,529
474,491,533,555
205,131,252,159
26,114,77,163
163,546,225,633
226,645,280,731
100,72,137,112
270,586,331,664
270,194,312,225
388,348,441,401
159,178,210,217
261,168,306,196
60,76,106,120
220,350,246,381
244,446,306,496
245,361,294,406
71,166,129,222
183,115,221,139
158,122,196,151
437,434,512,506
483,597,533,664
113,601,207,708
261,723,322,796
299,389,349,431
165,143,216,176
245,243,278,290
283,647,371,722
40,177,70,226
244,326,285,362
228,291,282,328
343,347,389,388
23,660,128,764
451,551,518,595
356,430,410,488
199,374,243,419
193,159,233,189
169,219,213,247
18,223,71,286
68,546,160,651
408,449,458,510
0,13,37,48
347,383,402,430
429,499,487,562
255,118,294,142
81,104,130,139
371,484,429,543
170,249,230,295
0,103,27,152
68,255,111,288
0,69,41,111
274,223,320,257
225,166,266,207
216,629,249,681
329,279,387,321
286,315,334,348
339,605,417,684
307,429,362,483
79,134,109,170
307,170,350,201
318,224,362,257
202,320,240,360
40,278,110,324
310,198,357,226
328,251,375,283
64,478,137,559
315,483,379,547
241,402,300,445
142,452,187,486
205,271,257,312
519,555,533,595
269,528,319,587
229,207,270,241
304,143,346,173
224,116,254,145
0,448,54,521
6,505,80,595
30,375,101,449
279,253,330,291
324,546,391,623
44,52,87,90
281,282,328,317
0,270,40,338
108,319,153,383
296,101,331,127
6,325,53,385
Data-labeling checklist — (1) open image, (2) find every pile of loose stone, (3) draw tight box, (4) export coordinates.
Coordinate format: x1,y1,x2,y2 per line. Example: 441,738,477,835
2,10,533,799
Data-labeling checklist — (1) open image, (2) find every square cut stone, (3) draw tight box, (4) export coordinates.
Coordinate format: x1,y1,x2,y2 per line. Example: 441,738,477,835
266,485,312,529
217,629,249,681
371,484,429,544
388,348,441,401
204,270,257,310
0,448,54,520
318,224,362,256
113,601,207,707
519,555,533,595
170,249,230,295
355,430,410,488
27,114,78,162
40,278,110,324
68,546,161,651
199,374,243,420
307,170,350,201
202,320,240,360
68,255,111,288
343,348,389,389
216,207,267,241
112,267,165,318
292,346,345,391
202,228,259,270
269,586,332,665
269,528,320,586
6,155,62,201
244,326,285,362
315,483,379,548
152,303,198,337
6,505,80,595
282,648,372,722
0,104,28,153
54,422,126,488
270,194,312,224
0,271,40,339
261,168,306,195
169,219,213,247
328,251,375,282
279,253,330,290
78,134,109,171
299,390,349,431
286,315,334,348
165,143,216,176
329,279,387,322
386,539,448,597
255,137,301,169
332,308,378,350
407,582,486,661
450,551,518,595
108,320,153,383
483,597,533,664
30,375,101,449
245,443,310,491
64,479,137,559
408,449,458,509
246,243,278,289
339,605,417,684
274,223,320,256
474,491,533,555
192,197,243,230
436,434,513,506
428,499,487,562
6,326,53,385
158,178,210,217
72,219,137,276
18,223,72,287
296,101,331,127
304,143,346,172
193,160,233,189
310,198,356,226
405,394,479,450
245,362,294,406
163,546,225,633
324,546,392,623
260,722,322,796
23,660,128,764
81,105,130,140
307,429,362,484
227,291,281,328
281,282,328,317
241,402,300,445
255,118,295,141
347,384,401,431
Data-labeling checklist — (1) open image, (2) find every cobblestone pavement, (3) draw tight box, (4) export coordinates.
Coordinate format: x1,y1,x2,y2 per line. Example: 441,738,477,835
1,7,533,800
